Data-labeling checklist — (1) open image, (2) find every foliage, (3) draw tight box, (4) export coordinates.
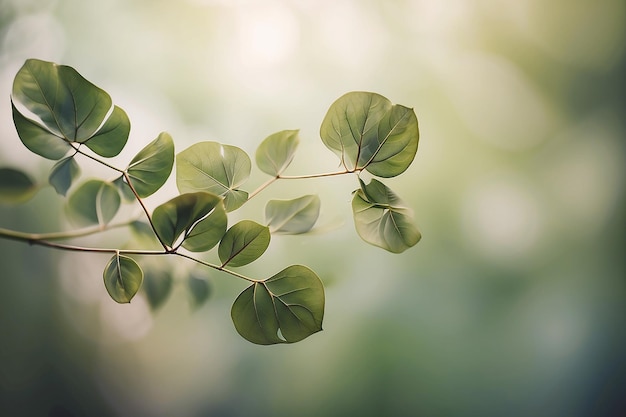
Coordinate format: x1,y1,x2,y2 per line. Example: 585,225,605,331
0,58,421,345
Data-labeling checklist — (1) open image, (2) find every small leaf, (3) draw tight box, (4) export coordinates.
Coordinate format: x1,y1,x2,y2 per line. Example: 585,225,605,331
266,195,321,234
12,59,113,141
113,176,136,202
142,268,173,310
352,178,421,253
49,156,80,196
176,141,251,212
127,132,175,198
66,179,121,227
0,168,37,203
231,265,325,345
11,100,71,160
152,192,224,249
83,105,130,157
103,254,143,303
188,271,212,311
320,91,419,177
218,220,270,267
255,129,299,176
181,201,227,252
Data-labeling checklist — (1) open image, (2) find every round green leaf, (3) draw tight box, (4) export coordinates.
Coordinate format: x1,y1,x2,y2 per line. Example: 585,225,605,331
218,220,270,268
255,129,299,176
266,195,321,234
181,201,227,252
176,141,251,212
188,271,212,311
66,179,121,227
142,268,173,310
152,191,224,249
83,105,130,157
11,100,71,160
320,91,419,177
0,168,37,204
103,254,143,304
127,132,175,198
49,156,81,196
231,265,325,345
352,178,421,253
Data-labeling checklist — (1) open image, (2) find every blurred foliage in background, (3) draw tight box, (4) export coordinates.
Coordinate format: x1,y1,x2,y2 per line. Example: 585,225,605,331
0,0,624,416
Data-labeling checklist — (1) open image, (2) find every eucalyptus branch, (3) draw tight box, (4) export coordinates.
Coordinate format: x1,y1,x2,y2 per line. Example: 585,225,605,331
174,252,259,283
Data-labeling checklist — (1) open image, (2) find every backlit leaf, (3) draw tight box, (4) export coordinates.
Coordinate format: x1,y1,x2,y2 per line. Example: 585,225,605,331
83,105,130,157
181,200,227,252
0,168,37,204
218,220,270,267
66,179,120,227
152,192,224,249
255,129,299,176
103,254,143,303
320,91,419,177
127,132,174,198
266,195,320,234
352,178,420,253
49,156,80,196
11,100,71,160
177,141,251,212
231,265,324,345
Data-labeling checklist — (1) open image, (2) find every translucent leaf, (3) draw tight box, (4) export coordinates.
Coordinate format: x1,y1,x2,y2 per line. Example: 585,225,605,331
352,178,421,253
11,59,130,157
218,220,270,267
11,100,71,160
320,91,419,177
255,129,299,176
152,192,224,249
103,254,143,304
231,265,325,345
127,132,175,198
49,156,80,196
142,268,173,310
266,195,321,234
66,179,121,227
177,141,251,212
0,168,37,204
83,105,130,157
188,271,212,311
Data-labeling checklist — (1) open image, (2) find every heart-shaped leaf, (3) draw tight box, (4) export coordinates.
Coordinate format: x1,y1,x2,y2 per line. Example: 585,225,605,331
188,271,212,311
152,192,225,249
255,129,299,176
265,195,321,234
126,132,175,198
352,178,421,253
11,59,129,157
218,220,270,267
231,265,325,345
0,167,37,204
103,253,143,303
142,268,173,310
66,179,121,227
176,141,251,212
49,156,80,196
320,91,419,177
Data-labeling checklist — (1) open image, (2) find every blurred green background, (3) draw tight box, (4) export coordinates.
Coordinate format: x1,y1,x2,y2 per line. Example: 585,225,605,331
1,0,624,416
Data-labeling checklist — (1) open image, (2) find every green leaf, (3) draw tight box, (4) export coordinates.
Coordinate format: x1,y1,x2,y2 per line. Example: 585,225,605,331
152,192,224,249
181,201,227,252
231,265,325,345
11,100,71,160
320,91,419,177
66,179,121,227
113,176,136,202
49,156,80,196
103,254,143,304
255,129,299,176
0,168,37,203
352,178,421,253
266,195,321,234
177,141,251,212
188,271,212,311
11,58,130,157
218,220,270,267
127,132,175,198
142,268,173,310
83,105,130,157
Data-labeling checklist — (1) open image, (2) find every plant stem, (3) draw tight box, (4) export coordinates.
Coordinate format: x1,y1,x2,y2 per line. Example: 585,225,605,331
175,252,259,283
247,169,354,202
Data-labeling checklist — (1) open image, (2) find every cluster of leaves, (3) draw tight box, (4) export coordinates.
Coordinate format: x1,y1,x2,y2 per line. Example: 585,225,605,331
0,59,420,345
